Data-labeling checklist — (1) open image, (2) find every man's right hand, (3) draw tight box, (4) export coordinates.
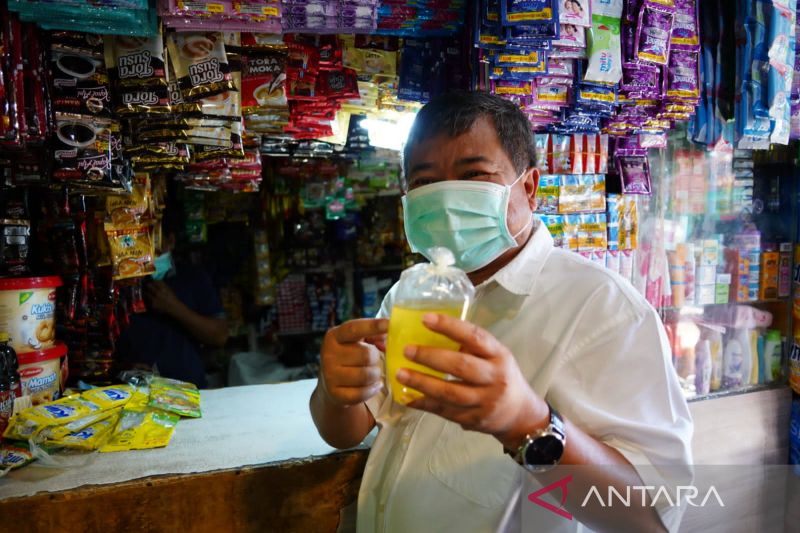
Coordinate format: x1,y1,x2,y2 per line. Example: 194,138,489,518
319,318,388,407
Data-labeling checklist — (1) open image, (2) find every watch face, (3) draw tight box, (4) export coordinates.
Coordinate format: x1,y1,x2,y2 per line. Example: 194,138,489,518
525,435,565,466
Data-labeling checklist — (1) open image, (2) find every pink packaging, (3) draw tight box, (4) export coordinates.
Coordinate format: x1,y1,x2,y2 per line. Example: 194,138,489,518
584,133,597,173
620,249,634,283
606,249,620,274
571,133,584,174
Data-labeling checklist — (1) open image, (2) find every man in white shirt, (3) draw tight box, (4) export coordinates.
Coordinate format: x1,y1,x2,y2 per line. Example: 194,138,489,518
310,91,693,532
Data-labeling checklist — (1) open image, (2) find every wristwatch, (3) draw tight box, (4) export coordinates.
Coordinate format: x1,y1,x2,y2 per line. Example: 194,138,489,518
511,404,566,473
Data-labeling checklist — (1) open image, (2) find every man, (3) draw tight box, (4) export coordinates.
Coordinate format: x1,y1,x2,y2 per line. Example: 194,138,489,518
117,207,228,387
310,92,693,532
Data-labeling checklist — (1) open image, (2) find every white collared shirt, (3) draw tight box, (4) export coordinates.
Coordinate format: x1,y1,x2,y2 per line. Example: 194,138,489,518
358,222,694,533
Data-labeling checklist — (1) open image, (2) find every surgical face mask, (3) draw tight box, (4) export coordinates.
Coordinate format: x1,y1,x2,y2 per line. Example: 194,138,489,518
152,251,174,281
402,172,533,273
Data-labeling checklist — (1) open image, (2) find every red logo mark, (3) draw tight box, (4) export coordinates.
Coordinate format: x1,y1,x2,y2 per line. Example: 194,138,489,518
528,475,573,520
20,366,43,378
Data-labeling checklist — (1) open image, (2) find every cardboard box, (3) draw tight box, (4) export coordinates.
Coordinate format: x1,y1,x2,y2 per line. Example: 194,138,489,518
760,251,779,300
697,265,717,285
715,273,731,304
700,239,720,266
778,243,792,298
696,284,716,305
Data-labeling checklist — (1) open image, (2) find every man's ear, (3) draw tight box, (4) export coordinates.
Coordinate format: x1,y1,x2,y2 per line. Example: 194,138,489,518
525,168,540,211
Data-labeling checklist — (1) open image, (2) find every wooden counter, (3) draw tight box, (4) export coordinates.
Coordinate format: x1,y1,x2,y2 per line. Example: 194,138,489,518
0,383,793,533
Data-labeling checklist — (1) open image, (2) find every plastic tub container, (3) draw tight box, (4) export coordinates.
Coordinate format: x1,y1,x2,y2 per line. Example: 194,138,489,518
18,342,68,405
0,276,62,354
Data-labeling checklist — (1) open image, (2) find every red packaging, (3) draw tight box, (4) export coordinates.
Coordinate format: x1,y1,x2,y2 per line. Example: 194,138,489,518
0,383,12,440
571,134,584,174
241,50,287,112
285,41,319,77
317,68,359,100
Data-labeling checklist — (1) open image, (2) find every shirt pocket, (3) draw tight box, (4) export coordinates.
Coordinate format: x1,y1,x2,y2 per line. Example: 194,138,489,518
427,420,521,509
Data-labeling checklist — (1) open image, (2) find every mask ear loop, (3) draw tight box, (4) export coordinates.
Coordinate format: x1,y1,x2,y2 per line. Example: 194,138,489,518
507,169,535,241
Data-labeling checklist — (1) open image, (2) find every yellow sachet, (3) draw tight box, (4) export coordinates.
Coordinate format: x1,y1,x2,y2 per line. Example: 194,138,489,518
81,385,134,410
3,396,102,441
99,409,179,453
41,407,120,441
46,411,121,451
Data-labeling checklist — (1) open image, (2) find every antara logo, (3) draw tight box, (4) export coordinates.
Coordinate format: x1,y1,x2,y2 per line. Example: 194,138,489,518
528,475,574,520
528,476,726,520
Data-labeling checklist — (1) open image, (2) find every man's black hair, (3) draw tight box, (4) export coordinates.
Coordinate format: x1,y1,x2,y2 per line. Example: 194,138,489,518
403,91,536,179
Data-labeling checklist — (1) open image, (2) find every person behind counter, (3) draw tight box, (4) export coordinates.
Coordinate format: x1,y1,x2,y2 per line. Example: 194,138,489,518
116,207,228,388
310,91,693,532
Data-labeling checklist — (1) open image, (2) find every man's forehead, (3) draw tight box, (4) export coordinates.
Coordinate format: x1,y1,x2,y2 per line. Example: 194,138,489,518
407,117,505,162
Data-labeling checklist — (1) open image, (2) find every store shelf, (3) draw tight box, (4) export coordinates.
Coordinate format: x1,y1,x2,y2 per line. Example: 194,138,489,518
658,297,790,314
355,264,404,273
276,330,327,338
687,382,789,403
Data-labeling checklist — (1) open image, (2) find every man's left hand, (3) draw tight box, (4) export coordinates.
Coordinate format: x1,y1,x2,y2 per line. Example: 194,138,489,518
146,281,185,317
396,313,550,451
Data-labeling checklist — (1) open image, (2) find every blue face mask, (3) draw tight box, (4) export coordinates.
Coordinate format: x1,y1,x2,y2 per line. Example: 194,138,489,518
152,252,174,281
402,173,532,273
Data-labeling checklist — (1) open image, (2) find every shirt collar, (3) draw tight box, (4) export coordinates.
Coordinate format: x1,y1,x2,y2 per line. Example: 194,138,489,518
478,219,554,296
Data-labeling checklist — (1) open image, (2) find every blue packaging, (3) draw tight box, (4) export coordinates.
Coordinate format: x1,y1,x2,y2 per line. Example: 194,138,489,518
501,0,559,26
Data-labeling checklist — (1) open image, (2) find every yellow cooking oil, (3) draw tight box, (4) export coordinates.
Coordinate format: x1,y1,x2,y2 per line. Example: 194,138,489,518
385,303,466,405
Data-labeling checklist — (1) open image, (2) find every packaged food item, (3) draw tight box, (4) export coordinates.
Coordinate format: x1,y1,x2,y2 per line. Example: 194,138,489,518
536,175,560,213
50,41,111,117
0,442,34,470
100,408,179,452
105,174,151,227
635,0,675,65
52,113,131,192
585,13,622,84
167,32,236,101
0,276,62,354
501,0,558,26
18,342,68,405
385,247,475,405
45,410,120,451
107,34,167,89
81,385,134,410
106,224,156,280
560,0,591,26
617,154,652,194
670,0,699,51
241,49,287,113
148,376,201,418
3,394,100,441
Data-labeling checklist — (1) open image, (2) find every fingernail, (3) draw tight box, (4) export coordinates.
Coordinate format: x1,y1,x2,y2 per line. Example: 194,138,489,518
404,345,417,360
377,319,389,333
422,313,437,326
396,369,409,382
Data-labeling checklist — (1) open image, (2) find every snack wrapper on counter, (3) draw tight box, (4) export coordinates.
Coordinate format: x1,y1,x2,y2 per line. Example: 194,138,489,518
81,385,135,410
45,410,121,451
100,408,179,453
148,377,202,418
3,395,102,441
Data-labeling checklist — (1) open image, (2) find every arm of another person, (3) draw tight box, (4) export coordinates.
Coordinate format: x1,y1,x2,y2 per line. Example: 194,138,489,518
310,318,388,449
146,281,229,347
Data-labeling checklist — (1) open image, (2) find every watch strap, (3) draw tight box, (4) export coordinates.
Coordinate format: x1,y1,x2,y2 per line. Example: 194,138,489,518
511,403,566,470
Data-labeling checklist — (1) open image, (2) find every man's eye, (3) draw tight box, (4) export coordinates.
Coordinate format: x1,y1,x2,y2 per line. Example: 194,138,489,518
410,177,437,187
462,171,491,180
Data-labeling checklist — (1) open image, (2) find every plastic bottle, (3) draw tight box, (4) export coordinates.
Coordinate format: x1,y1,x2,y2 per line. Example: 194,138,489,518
764,329,783,382
0,333,20,399
707,327,725,391
750,329,760,385
0,340,11,440
694,340,712,396
722,328,752,390
385,247,475,405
